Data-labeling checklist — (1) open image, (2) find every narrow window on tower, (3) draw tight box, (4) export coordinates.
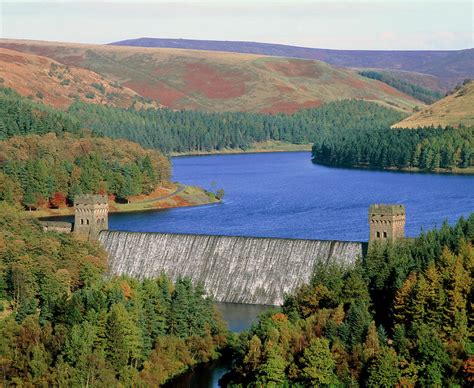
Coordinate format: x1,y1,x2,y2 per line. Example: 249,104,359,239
383,231,387,238
376,231,380,238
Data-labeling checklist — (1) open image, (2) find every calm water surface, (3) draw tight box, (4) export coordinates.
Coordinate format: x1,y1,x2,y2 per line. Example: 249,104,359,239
110,152,474,241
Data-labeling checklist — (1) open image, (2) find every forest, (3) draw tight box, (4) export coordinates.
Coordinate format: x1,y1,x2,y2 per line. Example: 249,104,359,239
0,86,172,209
0,203,228,386
2,85,403,154
0,86,80,140
358,71,444,104
0,133,170,209
67,99,404,153
224,214,474,387
311,125,473,171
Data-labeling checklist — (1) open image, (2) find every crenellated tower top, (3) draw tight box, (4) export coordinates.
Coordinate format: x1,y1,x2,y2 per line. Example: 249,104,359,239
369,204,405,244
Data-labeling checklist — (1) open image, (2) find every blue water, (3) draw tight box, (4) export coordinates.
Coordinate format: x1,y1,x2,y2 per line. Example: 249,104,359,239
109,152,474,242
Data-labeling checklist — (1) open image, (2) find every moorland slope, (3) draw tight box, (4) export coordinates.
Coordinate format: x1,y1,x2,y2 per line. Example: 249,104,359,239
392,81,474,128
0,39,420,113
111,37,474,89
0,48,159,109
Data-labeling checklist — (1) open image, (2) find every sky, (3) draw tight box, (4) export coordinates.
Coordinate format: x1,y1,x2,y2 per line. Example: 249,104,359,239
1,1,472,50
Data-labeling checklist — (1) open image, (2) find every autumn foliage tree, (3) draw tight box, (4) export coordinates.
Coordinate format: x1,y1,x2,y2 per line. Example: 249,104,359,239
0,203,228,386
0,133,170,208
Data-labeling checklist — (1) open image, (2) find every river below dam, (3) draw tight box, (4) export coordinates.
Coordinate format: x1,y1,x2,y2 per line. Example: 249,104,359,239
165,303,272,388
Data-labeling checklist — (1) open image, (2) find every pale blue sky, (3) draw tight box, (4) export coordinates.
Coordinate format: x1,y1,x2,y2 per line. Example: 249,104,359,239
1,1,472,50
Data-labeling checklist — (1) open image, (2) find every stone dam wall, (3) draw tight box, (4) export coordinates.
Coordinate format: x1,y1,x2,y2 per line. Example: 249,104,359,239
99,231,365,305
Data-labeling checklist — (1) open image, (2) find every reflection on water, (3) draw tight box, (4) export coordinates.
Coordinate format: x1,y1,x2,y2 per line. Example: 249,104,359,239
165,303,273,388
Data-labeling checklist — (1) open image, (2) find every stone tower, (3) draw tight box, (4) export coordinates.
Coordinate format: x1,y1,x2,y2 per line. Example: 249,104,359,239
369,204,405,244
74,194,109,240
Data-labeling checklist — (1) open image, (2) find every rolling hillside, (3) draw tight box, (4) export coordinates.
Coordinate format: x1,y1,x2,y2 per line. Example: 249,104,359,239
392,81,474,129
0,39,420,114
0,48,159,109
111,37,474,89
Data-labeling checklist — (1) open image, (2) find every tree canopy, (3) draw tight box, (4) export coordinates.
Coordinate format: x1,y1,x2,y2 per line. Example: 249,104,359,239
0,203,227,385
224,214,474,386
67,99,405,153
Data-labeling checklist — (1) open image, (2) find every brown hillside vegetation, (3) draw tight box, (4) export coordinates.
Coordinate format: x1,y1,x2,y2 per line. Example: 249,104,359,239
0,39,422,114
392,81,474,128
112,37,474,89
0,48,160,109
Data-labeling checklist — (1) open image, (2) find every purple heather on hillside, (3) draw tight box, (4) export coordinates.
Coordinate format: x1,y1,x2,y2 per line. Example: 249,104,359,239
110,37,474,89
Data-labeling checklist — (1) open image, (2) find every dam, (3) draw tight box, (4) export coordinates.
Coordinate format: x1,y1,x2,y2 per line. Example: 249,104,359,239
99,231,365,305
44,195,404,305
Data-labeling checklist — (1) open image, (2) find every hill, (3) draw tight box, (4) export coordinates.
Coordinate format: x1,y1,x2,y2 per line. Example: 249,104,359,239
0,48,159,109
392,81,474,129
110,37,474,89
0,40,420,114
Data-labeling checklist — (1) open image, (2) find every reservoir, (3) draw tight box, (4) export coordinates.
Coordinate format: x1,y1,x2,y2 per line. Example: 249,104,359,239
109,152,474,241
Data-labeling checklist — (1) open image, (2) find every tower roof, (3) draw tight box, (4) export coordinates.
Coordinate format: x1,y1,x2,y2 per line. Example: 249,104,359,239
369,204,405,215
74,194,108,206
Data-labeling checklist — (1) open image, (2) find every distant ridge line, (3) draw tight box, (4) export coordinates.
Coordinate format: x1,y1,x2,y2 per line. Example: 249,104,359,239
110,37,474,88
109,37,471,54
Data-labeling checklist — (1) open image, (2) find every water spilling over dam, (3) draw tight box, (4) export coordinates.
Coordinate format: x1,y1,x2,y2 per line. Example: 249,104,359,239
99,231,365,305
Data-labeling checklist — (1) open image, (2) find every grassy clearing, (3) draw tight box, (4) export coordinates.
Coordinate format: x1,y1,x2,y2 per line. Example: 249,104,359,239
171,141,312,156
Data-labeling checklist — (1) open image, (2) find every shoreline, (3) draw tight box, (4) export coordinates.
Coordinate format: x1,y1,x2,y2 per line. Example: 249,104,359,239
26,184,220,219
170,141,312,157
312,160,474,175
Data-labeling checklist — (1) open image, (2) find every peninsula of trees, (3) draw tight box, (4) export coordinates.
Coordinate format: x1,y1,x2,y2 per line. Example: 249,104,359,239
0,87,170,209
312,81,474,172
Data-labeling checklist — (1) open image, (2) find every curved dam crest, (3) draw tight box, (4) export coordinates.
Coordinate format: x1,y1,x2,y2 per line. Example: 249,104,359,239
99,230,365,305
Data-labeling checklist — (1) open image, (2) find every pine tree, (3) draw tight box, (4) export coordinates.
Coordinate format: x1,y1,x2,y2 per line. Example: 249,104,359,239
106,303,143,371
300,338,338,386
367,347,401,388
258,348,287,386
363,321,381,362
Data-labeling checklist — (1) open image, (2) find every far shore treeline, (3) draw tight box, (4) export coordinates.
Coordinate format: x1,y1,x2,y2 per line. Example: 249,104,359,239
0,85,472,210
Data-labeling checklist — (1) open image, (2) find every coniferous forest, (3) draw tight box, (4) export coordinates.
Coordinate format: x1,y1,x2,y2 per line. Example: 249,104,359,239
66,99,404,153
223,215,474,387
1,85,472,178
358,71,444,104
1,203,472,386
0,87,170,209
311,125,473,171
